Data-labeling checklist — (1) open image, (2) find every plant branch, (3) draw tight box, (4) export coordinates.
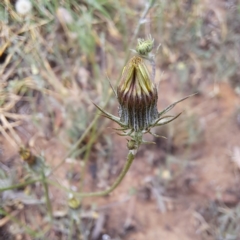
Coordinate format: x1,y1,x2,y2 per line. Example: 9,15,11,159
77,151,135,197
41,170,53,221
47,150,136,198
0,178,40,192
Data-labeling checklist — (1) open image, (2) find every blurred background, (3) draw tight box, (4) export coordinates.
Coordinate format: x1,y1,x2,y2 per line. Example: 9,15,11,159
0,0,240,239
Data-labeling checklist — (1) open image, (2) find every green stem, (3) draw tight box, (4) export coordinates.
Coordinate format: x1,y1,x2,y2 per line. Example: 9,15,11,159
48,151,136,198
0,178,40,192
78,151,135,197
0,208,40,238
68,214,74,240
41,171,53,221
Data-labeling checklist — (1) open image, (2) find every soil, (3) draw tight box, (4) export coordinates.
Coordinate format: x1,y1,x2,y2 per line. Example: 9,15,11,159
1,79,240,240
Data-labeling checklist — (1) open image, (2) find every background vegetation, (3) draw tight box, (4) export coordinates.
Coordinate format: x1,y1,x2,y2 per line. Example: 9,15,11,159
0,0,240,239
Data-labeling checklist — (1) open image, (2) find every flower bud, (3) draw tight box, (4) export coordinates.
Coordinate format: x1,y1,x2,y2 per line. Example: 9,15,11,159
117,56,158,131
19,147,36,165
68,195,81,209
136,37,154,56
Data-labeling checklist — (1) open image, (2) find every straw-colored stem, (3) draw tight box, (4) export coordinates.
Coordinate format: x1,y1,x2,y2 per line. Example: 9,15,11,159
125,1,155,62
49,111,100,175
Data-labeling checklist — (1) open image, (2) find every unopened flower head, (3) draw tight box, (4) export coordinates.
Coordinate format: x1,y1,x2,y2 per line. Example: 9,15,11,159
19,147,36,165
94,37,193,147
136,37,154,56
117,56,158,131
15,0,32,15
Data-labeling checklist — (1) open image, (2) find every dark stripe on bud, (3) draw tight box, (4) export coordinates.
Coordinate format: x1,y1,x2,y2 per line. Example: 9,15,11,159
117,56,158,131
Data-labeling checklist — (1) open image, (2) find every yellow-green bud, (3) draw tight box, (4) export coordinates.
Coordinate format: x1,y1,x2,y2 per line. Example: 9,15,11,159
19,147,36,165
117,56,158,131
127,139,137,150
136,38,154,55
68,196,81,209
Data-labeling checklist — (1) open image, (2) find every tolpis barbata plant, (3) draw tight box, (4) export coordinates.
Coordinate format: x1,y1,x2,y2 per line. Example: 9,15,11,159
82,36,194,197
95,36,193,154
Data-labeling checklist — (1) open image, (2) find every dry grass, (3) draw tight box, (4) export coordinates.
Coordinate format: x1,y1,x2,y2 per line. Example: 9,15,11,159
1,0,240,239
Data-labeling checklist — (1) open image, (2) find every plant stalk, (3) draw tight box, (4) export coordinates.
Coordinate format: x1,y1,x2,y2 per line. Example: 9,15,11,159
77,150,136,197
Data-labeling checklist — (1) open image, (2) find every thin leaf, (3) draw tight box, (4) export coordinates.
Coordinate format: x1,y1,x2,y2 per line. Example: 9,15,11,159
155,112,182,126
158,93,197,117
